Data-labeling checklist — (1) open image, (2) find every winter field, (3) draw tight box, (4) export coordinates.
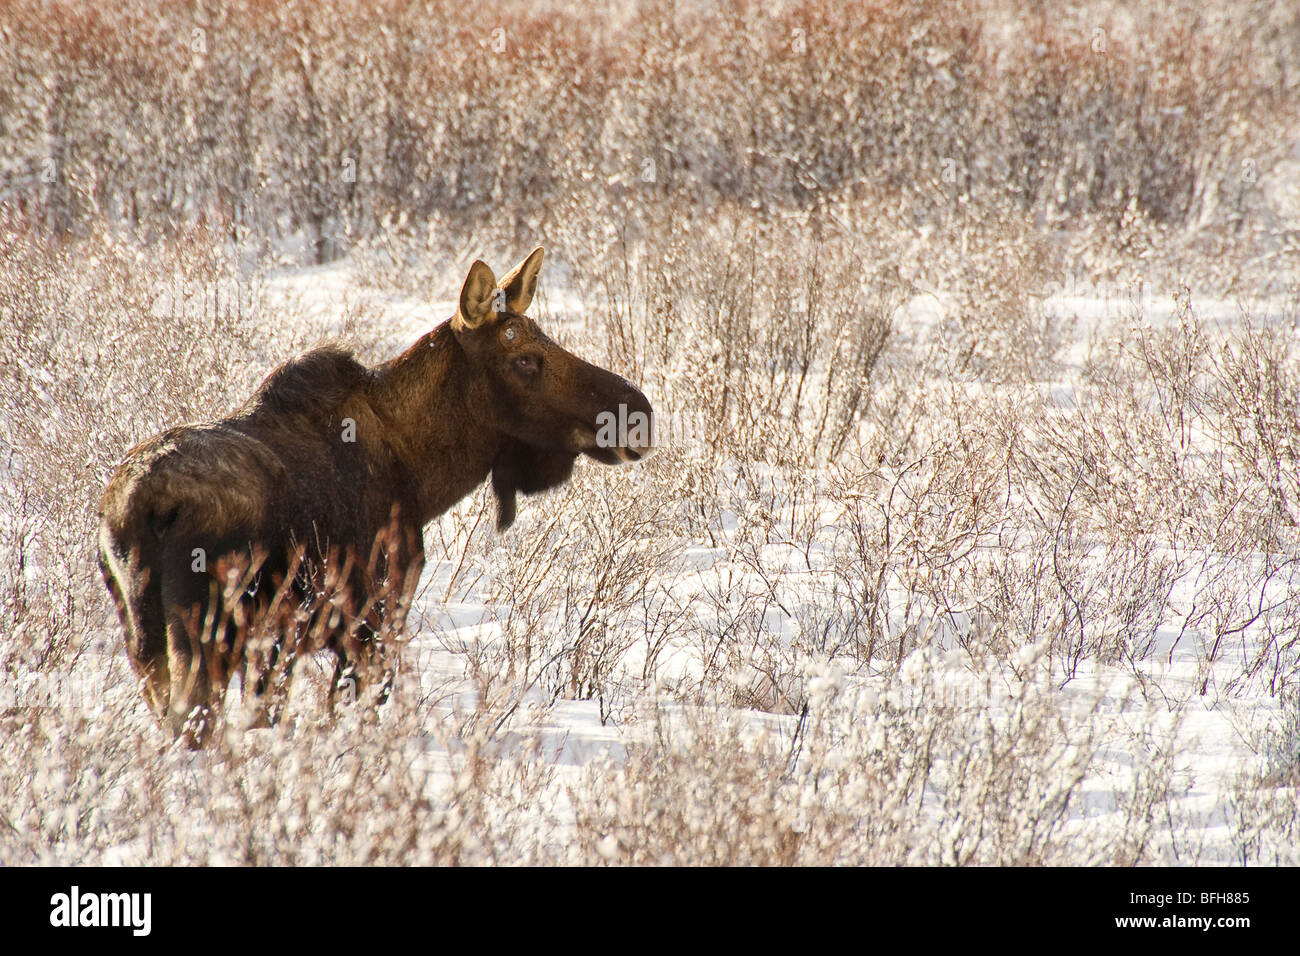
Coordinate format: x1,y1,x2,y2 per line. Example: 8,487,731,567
2,0,1299,865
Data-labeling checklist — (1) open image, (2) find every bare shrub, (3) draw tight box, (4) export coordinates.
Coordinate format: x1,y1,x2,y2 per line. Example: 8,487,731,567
0,654,561,864
445,461,686,726
6,0,1292,265
571,653,1170,865
1230,691,1300,865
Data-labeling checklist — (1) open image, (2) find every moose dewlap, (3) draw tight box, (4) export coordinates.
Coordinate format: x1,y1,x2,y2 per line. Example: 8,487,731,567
97,248,654,747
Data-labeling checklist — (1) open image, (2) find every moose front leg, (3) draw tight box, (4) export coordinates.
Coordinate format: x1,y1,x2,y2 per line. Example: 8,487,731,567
163,608,216,749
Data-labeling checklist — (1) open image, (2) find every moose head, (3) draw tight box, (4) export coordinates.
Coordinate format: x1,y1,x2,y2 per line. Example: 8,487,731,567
449,247,655,527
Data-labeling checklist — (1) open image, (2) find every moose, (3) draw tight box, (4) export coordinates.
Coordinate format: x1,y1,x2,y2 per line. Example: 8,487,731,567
98,248,654,746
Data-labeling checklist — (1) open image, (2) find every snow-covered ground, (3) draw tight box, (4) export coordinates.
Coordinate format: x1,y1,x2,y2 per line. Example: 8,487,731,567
148,257,1283,865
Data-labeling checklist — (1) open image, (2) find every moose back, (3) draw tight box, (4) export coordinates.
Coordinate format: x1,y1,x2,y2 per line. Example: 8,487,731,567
98,248,653,746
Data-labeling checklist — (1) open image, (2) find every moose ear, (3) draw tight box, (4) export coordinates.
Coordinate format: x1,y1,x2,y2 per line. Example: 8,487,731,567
497,246,544,314
490,438,576,530
455,260,498,331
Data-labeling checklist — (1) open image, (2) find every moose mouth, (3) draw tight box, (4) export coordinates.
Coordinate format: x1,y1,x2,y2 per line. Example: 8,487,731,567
572,420,655,465
589,444,646,464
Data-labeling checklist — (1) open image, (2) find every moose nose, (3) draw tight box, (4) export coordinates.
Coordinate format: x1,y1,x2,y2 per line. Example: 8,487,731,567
622,387,655,457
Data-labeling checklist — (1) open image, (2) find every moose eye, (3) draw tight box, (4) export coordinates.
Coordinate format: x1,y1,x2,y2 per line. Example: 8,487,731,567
513,354,541,377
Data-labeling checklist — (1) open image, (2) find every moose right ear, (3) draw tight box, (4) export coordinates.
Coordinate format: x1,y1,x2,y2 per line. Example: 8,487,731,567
454,260,498,331
497,246,544,314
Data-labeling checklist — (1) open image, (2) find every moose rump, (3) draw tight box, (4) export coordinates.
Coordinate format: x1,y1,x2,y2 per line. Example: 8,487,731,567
97,354,421,746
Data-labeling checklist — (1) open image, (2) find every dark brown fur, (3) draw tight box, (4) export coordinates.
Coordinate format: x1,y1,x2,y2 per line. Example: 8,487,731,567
97,249,653,745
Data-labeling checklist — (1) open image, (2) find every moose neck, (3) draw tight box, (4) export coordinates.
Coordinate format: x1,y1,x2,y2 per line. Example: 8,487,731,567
368,321,502,525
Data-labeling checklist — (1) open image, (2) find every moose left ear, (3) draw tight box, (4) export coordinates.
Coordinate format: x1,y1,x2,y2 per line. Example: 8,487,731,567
455,259,499,331
497,246,544,314
490,437,576,530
